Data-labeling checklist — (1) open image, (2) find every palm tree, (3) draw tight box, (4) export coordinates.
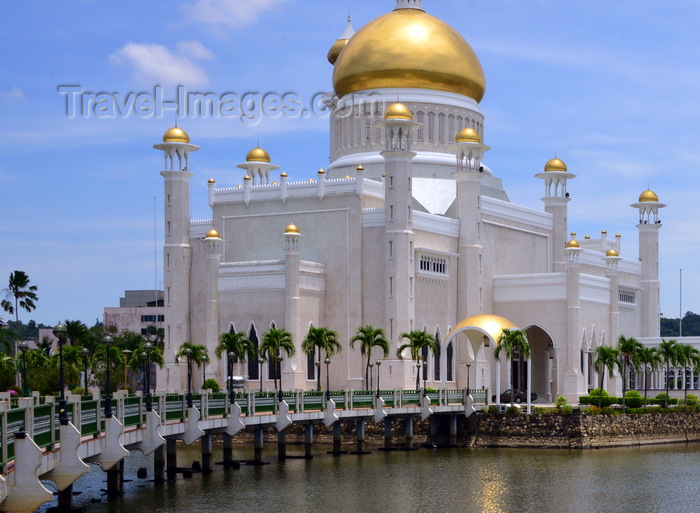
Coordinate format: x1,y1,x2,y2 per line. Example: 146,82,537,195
350,325,389,390
495,329,532,404
657,339,678,408
302,326,342,391
64,320,90,347
1,271,38,323
397,330,438,389
676,343,700,404
617,335,642,412
594,345,621,407
636,346,662,406
216,331,255,387
258,328,295,392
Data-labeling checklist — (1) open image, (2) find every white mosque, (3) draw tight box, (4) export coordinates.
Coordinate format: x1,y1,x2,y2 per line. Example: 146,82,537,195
153,0,664,403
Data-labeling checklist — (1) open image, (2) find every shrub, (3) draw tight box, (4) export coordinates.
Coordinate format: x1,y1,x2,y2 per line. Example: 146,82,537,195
652,392,679,406
624,390,643,408
505,405,521,415
585,406,603,415
533,407,549,414
202,379,220,392
580,394,617,407
560,405,573,415
589,388,609,397
555,396,568,408
487,405,499,415
685,394,697,406
676,405,696,413
601,407,615,415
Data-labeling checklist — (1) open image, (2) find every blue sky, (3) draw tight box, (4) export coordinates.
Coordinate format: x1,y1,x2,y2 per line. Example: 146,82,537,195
2,0,700,326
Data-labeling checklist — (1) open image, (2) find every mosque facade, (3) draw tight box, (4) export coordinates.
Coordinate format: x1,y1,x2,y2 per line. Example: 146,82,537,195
154,0,664,403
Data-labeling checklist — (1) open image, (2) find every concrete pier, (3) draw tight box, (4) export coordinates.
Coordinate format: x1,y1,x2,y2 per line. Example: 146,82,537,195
277,429,287,461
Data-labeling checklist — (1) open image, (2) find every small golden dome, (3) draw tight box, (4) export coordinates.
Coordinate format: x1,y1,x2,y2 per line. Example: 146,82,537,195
208,178,215,184
163,126,190,143
272,181,278,185
318,169,325,174
236,184,243,189
205,229,221,239
307,178,316,183
455,127,481,144
285,224,300,235
602,230,608,234
566,239,580,249
545,157,567,172
639,189,659,202
382,173,386,177
615,233,621,238
585,235,591,239
243,175,251,181
328,16,355,65
570,232,576,237
246,147,271,163
345,175,351,179
606,249,619,257
280,172,288,178
357,165,364,171
385,102,413,120
333,7,485,101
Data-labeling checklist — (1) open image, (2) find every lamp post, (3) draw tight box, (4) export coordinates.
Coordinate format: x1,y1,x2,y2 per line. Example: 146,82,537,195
81,347,90,392
258,357,264,392
376,360,382,398
183,348,193,408
140,351,147,404
53,323,69,425
102,335,114,418
324,356,331,400
466,362,472,397
228,351,235,405
315,360,321,391
121,349,132,391
277,355,284,402
423,360,428,397
368,361,374,391
18,341,28,397
144,342,153,411
201,354,209,388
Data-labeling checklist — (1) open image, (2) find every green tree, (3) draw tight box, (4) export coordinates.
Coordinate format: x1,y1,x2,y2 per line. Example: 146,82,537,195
397,330,438,389
1,271,38,323
350,325,389,390
657,339,679,407
495,329,532,404
594,345,621,407
636,346,662,406
302,326,342,391
258,328,295,392
617,335,642,412
216,331,255,384
676,343,700,405
64,320,90,347
176,342,208,367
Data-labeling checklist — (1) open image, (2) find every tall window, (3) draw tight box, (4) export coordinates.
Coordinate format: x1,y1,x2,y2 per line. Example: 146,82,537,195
434,331,441,381
416,111,424,140
438,113,446,143
446,342,454,381
428,112,435,141
307,346,316,380
247,325,259,379
421,345,429,382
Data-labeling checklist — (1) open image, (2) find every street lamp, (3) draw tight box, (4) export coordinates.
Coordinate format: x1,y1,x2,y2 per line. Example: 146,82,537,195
228,351,235,404
315,360,321,391
277,356,284,402
18,341,28,397
183,348,193,408
102,335,114,418
81,347,90,392
143,342,153,411
466,362,472,396
258,357,265,392
53,323,69,425
422,360,428,396
201,354,209,388
121,349,132,391
324,356,331,400
140,351,148,404
368,361,374,390
376,359,382,398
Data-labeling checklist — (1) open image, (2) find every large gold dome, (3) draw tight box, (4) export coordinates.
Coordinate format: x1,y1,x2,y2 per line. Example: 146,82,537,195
332,7,485,102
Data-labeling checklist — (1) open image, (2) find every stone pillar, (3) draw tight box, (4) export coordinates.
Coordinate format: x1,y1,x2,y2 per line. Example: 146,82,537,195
201,434,212,473
278,428,287,461
254,427,264,464
153,444,165,482
166,438,178,477
332,421,343,454
354,419,367,454
304,424,314,459
106,460,124,497
405,417,414,448
384,418,393,450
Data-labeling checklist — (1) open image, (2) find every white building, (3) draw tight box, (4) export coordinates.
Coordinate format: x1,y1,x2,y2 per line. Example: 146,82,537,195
153,0,664,402
103,290,164,336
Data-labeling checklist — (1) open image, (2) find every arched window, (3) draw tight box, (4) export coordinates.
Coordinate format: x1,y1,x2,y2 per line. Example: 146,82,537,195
457,116,463,131
375,110,383,141
446,342,454,381
365,110,371,142
438,113,446,143
247,325,259,379
421,345,429,383
448,114,455,143
434,330,441,381
428,112,435,141
416,111,425,140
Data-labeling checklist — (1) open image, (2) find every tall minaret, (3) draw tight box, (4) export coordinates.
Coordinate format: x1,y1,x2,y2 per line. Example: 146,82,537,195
378,102,420,387
563,235,583,401
154,126,199,391
283,224,305,391
203,228,223,384
452,127,490,320
632,189,666,337
536,158,576,272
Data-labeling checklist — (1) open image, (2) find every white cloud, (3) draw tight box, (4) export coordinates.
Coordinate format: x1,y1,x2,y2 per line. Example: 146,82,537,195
0,86,25,101
109,41,213,87
185,0,291,29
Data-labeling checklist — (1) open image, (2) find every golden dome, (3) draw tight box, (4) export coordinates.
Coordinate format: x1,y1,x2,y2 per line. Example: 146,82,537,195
246,147,271,163
357,165,364,171
615,233,621,238
606,249,619,257
163,126,190,143
455,127,481,143
639,189,659,202
318,169,325,174
566,239,580,249
585,235,591,239
280,172,288,178
208,178,215,184
545,157,567,172
307,178,316,183
328,16,355,65
385,102,413,120
236,184,243,189
284,224,300,235
205,229,221,239
333,7,485,101
243,175,251,181
446,314,517,346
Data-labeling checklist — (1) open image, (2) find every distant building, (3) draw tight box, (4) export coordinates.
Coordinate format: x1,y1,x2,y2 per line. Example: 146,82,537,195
104,290,164,336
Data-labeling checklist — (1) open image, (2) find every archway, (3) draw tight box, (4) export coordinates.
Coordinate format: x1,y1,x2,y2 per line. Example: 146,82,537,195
521,325,556,402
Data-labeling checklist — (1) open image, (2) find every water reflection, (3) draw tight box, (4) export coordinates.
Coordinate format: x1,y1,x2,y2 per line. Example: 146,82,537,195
39,442,700,513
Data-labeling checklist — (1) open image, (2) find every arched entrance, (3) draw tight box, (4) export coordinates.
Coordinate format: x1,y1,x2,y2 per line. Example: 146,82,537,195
521,325,556,402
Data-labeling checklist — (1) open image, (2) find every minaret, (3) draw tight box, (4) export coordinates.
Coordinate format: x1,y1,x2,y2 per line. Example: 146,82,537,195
154,126,199,391
536,158,576,272
327,15,355,65
203,229,223,384
377,102,420,387
236,147,279,186
283,224,304,390
632,189,666,337
605,248,621,347
451,127,490,320
563,235,583,401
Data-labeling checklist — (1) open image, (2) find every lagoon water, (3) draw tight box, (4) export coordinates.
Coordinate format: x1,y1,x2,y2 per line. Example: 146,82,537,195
39,442,700,513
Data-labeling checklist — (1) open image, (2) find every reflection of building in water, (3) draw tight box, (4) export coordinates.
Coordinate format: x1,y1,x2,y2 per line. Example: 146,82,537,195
153,0,664,403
